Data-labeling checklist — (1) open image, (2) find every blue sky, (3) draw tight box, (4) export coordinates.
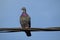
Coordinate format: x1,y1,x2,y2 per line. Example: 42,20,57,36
0,0,60,40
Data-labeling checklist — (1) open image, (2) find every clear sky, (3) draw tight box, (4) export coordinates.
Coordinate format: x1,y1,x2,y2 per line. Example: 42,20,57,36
0,0,60,40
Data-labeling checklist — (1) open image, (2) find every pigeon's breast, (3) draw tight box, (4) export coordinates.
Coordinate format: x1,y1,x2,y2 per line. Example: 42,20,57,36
21,16,30,21
20,12,30,23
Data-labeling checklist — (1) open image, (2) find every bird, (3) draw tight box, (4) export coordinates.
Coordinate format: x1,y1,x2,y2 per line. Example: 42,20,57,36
20,7,31,37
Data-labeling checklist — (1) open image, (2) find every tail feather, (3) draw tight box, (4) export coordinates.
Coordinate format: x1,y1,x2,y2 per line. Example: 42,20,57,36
25,31,31,37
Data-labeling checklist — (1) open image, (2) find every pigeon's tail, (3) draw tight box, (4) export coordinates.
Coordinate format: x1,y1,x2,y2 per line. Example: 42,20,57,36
25,31,31,37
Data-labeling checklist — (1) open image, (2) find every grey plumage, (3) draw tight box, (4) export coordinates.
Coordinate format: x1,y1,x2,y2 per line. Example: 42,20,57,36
20,7,31,36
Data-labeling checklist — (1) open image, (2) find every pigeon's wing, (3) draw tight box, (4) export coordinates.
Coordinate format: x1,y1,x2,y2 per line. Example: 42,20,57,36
28,17,31,27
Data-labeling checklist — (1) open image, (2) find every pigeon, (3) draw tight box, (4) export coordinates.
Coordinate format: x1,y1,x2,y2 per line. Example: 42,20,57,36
20,7,31,37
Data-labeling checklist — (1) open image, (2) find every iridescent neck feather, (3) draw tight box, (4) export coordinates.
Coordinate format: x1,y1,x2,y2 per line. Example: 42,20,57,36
21,12,28,16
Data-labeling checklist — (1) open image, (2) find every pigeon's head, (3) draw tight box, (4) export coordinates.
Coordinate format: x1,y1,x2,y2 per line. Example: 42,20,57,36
21,7,26,12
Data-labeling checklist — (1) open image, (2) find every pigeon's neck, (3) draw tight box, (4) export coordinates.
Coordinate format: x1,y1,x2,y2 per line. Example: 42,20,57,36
22,12,28,16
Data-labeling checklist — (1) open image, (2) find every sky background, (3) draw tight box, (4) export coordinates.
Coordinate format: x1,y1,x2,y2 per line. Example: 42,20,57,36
0,0,60,40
